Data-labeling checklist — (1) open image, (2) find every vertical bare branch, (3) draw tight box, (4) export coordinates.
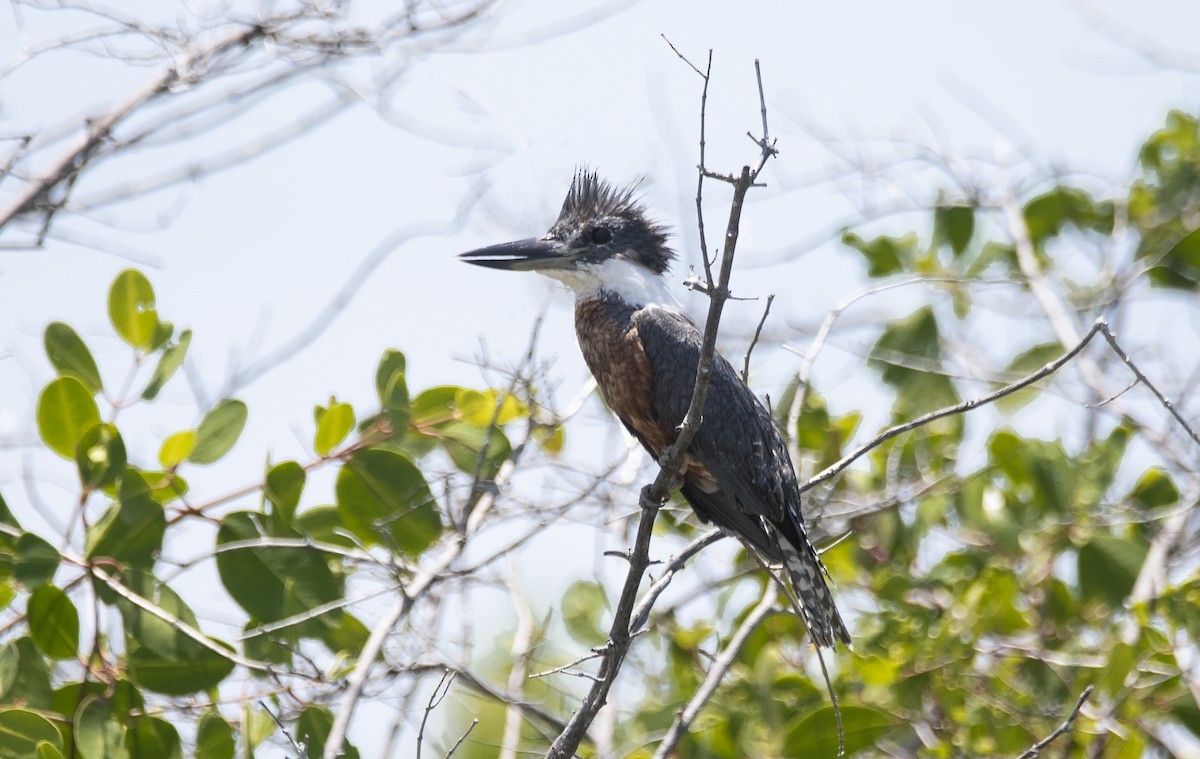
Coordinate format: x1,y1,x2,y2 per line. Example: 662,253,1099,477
545,55,777,759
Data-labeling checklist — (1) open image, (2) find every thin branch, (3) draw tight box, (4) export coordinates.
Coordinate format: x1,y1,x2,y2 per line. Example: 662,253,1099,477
0,23,265,234
1099,327,1200,449
415,670,456,759
741,292,774,383
628,528,724,634
652,583,778,759
800,319,1107,495
445,720,478,758
1014,685,1093,759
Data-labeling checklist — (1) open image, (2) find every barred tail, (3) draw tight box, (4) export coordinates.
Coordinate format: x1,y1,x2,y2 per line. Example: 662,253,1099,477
780,535,851,648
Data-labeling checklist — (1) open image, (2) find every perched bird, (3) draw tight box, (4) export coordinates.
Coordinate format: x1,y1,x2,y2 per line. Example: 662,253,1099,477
460,170,850,647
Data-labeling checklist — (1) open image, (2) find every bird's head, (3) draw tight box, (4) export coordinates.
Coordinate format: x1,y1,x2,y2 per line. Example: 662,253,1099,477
460,170,673,301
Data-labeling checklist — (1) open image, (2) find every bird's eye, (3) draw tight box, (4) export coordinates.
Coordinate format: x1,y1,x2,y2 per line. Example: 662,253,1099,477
590,227,612,245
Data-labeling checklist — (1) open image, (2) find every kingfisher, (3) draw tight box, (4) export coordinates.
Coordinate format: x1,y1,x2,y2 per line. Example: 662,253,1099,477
460,170,850,648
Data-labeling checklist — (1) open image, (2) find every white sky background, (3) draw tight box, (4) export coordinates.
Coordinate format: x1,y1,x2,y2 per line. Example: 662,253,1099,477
2,0,1200,754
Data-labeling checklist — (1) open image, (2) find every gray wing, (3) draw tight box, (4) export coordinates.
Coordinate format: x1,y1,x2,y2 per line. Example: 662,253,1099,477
632,305,804,536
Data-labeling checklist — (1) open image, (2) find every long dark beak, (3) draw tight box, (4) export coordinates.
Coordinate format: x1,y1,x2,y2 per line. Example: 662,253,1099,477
458,238,569,272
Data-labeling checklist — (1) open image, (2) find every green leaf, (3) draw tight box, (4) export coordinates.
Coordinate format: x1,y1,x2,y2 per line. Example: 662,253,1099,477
374,349,406,401
995,342,1065,412
1130,467,1180,510
456,389,527,426
43,322,102,394
869,307,960,419
1023,186,1114,246
296,705,360,759
126,717,180,759
376,351,410,439
75,423,127,490
318,613,370,657
188,400,247,465
335,449,440,554
74,696,128,759
934,204,974,257
561,580,608,645
36,377,100,459
265,461,306,528
36,743,62,759
1079,535,1149,608
15,533,60,589
215,512,342,625
85,471,165,568
0,709,63,759
157,431,195,470
107,270,160,350
842,231,916,277
27,585,78,660
195,712,235,759
121,573,235,696
314,401,354,457
410,386,458,424
784,705,901,757
0,639,52,709
439,421,512,480
141,330,191,401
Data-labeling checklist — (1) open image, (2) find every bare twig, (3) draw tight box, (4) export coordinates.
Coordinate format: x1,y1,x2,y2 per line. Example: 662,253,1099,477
742,292,775,383
0,24,265,234
652,583,778,759
628,528,724,634
445,720,478,758
415,671,456,759
801,319,1107,494
1015,685,1093,759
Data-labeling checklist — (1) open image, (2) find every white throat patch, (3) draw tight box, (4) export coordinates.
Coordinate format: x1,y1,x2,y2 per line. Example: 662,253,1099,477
542,257,678,308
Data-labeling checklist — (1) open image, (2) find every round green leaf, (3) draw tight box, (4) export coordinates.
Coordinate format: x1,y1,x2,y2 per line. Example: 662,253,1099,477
0,709,63,759
36,377,100,460
0,639,52,709
75,423,126,489
15,533,60,589
107,269,159,350
85,472,165,568
120,575,234,696
27,585,78,660
562,580,609,645
196,712,235,759
158,430,195,470
265,461,305,528
314,402,354,457
335,449,440,554
784,705,901,757
43,322,102,393
296,705,360,759
1079,535,1149,608
188,399,247,465
439,421,512,480
215,512,342,625
126,716,180,759
75,696,128,759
